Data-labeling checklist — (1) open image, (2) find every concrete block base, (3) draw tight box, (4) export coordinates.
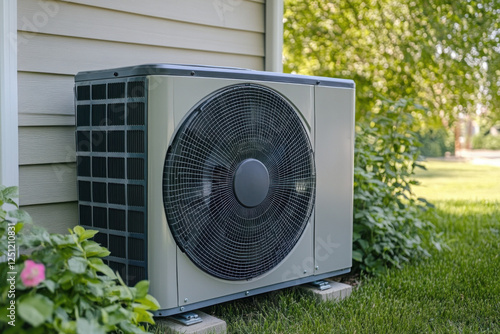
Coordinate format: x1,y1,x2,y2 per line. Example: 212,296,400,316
155,310,227,334
300,280,352,303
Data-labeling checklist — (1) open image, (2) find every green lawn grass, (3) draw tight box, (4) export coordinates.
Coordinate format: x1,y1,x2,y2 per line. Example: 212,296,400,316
413,160,500,202
153,161,500,333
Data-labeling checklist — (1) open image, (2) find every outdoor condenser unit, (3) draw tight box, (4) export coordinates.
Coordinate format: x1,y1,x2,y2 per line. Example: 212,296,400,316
74,64,355,316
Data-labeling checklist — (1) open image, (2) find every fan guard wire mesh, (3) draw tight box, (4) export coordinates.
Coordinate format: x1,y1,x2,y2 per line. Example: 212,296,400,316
163,83,315,280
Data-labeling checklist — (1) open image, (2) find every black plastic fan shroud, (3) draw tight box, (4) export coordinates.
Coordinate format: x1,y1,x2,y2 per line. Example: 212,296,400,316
163,83,316,281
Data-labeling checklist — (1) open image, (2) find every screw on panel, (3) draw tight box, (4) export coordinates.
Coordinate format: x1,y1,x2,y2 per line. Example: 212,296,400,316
245,291,250,296
184,298,188,303
315,266,319,270
180,307,185,311
303,269,307,274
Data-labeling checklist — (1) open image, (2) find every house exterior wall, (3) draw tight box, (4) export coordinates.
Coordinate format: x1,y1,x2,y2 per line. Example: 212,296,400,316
17,0,268,233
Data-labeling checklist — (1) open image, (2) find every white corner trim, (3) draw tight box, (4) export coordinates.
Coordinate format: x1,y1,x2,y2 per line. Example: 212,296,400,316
0,0,19,188
265,0,283,72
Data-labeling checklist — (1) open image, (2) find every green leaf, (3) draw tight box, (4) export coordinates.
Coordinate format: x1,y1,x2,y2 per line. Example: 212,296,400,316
18,294,54,327
115,272,133,299
76,318,105,334
80,229,98,241
134,280,149,299
42,279,57,293
134,297,159,312
68,257,88,274
133,307,155,325
8,209,31,222
352,250,363,263
51,234,76,246
110,285,134,300
14,222,24,233
89,258,117,279
2,185,18,197
83,242,110,257
118,320,145,334
59,320,77,333
73,225,85,236
357,239,370,251
103,304,128,325
86,281,104,298
103,304,121,313
100,308,109,324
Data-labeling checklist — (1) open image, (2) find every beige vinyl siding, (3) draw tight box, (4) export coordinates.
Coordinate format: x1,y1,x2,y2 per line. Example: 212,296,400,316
18,33,263,75
18,0,265,232
62,0,264,32
19,127,76,165
20,163,77,206
18,72,74,122
18,0,263,57
19,114,75,126
21,203,78,234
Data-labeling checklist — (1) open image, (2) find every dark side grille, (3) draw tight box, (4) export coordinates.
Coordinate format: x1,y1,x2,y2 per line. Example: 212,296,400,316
75,78,147,286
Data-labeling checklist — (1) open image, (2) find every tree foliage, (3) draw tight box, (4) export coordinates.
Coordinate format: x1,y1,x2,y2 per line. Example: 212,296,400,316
283,0,462,273
284,0,500,126
352,98,438,274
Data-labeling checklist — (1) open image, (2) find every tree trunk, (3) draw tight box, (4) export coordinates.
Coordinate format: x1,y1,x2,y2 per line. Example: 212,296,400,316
454,122,461,155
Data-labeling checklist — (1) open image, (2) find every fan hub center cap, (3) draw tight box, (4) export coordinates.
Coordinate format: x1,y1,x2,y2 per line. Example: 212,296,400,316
233,159,270,207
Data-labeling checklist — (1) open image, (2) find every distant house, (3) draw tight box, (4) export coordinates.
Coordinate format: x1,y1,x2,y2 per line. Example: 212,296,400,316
0,0,283,233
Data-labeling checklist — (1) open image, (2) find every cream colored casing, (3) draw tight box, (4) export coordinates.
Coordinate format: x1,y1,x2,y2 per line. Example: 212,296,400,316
146,74,355,315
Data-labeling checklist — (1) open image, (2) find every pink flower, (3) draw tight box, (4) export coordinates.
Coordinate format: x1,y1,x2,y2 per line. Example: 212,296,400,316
20,260,45,287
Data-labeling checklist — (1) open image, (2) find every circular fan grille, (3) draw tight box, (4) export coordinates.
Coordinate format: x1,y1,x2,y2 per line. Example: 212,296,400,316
163,84,315,280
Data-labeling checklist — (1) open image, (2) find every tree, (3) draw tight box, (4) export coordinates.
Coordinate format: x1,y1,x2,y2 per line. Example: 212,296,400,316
283,0,500,128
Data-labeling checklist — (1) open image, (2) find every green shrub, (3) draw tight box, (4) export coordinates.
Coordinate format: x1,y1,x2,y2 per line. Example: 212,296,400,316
417,127,455,157
353,98,438,274
0,186,159,333
472,133,500,150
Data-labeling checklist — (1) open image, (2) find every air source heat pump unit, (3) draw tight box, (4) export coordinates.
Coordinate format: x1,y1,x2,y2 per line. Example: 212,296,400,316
74,64,355,316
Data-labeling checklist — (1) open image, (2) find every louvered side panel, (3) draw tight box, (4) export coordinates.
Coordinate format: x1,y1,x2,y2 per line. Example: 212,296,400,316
75,78,148,286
